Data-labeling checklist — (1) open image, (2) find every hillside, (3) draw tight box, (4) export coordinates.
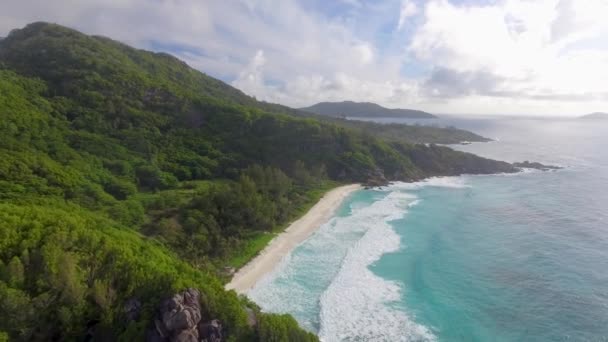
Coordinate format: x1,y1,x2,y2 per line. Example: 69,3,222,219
301,101,436,118
0,22,517,341
332,119,491,144
580,112,608,120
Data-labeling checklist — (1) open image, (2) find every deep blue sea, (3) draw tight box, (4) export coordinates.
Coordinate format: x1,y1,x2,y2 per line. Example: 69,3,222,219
248,116,608,341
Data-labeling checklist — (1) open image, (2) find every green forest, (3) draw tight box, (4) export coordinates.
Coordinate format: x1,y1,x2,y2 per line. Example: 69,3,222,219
0,22,516,341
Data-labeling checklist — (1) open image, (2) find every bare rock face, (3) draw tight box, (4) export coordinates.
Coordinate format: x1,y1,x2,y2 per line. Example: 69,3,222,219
198,319,222,342
124,298,142,321
146,288,221,342
363,167,389,188
161,289,202,333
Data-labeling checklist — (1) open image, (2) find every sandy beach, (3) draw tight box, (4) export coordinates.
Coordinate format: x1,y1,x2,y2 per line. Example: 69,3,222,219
226,184,362,294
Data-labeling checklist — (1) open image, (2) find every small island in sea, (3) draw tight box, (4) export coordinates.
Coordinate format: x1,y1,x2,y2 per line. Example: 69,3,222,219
580,112,608,120
301,101,436,119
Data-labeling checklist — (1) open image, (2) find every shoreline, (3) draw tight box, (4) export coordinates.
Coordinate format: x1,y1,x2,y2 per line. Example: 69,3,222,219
226,184,362,294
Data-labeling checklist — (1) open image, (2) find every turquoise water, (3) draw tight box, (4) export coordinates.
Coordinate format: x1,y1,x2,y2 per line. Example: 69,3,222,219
248,118,608,341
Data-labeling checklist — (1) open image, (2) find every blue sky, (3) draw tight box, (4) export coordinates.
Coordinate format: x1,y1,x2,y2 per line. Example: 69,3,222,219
2,0,608,116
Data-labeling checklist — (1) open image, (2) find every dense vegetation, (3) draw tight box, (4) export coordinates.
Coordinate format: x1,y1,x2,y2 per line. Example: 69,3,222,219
300,101,436,118
0,22,515,341
294,106,490,144
330,118,491,144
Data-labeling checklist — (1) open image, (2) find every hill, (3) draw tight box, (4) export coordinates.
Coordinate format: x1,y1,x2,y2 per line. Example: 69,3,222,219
0,22,516,341
580,112,608,120
330,118,491,144
301,101,436,118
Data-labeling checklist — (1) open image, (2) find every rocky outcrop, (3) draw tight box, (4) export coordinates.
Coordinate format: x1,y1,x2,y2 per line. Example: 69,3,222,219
146,288,222,342
363,167,389,188
513,161,562,171
199,320,222,342
124,298,142,321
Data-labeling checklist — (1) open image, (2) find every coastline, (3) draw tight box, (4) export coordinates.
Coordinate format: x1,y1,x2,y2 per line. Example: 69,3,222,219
226,184,362,294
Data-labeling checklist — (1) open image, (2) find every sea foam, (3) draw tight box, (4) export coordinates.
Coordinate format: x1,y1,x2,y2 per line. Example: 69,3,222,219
249,184,447,340
247,191,394,331
392,176,471,190
318,190,435,342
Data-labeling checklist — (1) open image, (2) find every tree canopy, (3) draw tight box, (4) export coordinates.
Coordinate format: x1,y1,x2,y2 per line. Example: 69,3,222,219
0,22,515,341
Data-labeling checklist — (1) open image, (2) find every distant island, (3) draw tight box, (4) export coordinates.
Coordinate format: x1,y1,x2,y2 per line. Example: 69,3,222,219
301,101,436,118
580,112,608,120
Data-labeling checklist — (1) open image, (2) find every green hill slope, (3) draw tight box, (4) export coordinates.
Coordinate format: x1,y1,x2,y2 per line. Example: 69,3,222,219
0,22,516,341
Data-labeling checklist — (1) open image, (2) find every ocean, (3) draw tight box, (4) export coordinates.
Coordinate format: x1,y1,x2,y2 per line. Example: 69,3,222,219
248,116,608,341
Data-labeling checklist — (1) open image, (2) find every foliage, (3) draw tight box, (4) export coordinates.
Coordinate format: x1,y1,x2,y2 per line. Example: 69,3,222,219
0,203,250,341
326,118,492,144
257,313,318,342
0,22,514,341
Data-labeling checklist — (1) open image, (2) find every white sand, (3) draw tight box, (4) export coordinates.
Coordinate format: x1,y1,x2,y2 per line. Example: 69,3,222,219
226,184,362,294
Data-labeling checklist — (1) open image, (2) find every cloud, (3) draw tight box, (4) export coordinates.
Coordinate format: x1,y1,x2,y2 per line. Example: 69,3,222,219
423,67,508,98
550,0,608,45
336,0,362,7
409,0,608,113
397,0,418,31
353,43,375,64
231,50,271,98
1,0,607,115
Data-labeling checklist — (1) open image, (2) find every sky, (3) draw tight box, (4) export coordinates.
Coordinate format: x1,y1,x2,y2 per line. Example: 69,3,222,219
1,0,608,116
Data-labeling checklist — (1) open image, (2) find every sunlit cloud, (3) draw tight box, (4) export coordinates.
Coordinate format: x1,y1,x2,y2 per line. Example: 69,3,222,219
1,0,607,115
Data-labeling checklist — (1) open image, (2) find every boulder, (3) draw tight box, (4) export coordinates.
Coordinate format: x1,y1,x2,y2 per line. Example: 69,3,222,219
198,320,222,342
363,167,389,188
124,298,142,321
146,288,222,342
160,289,202,333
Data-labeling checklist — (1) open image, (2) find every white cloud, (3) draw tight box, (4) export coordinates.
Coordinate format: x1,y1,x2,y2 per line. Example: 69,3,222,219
337,0,362,7
408,0,608,114
231,50,269,98
550,0,608,45
353,43,375,64
397,0,418,31
0,0,607,115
